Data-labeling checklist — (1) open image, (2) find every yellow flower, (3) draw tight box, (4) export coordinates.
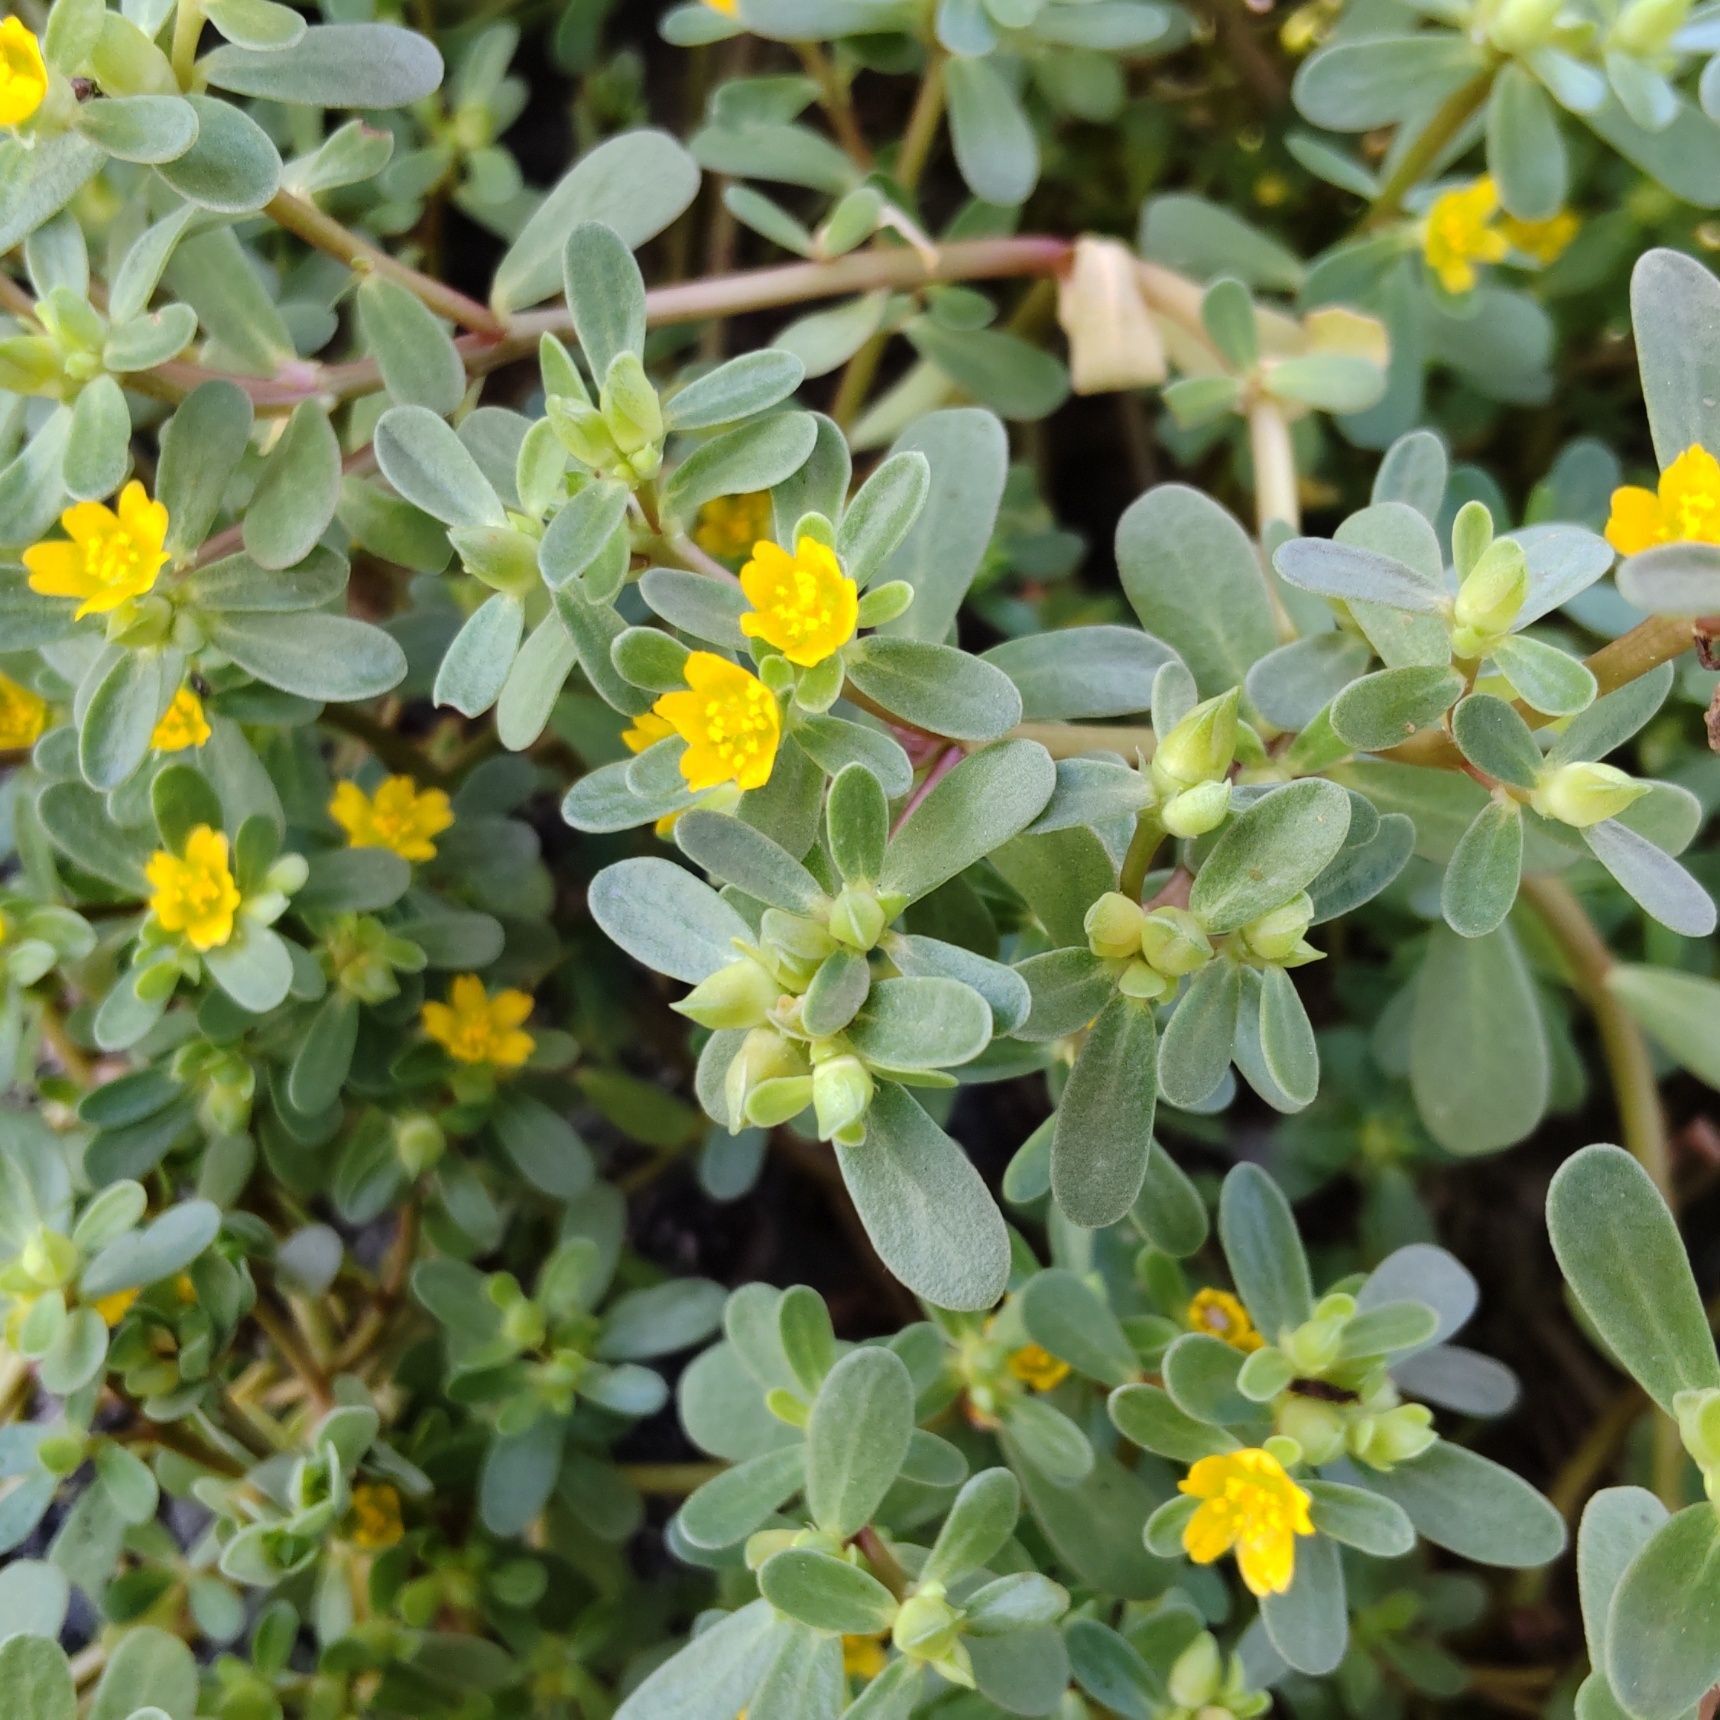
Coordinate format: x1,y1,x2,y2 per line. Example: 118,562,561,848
738,536,859,668
23,482,171,620
91,1287,140,1326
621,710,675,756
1179,1447,1315,1598
705,0,740,13
348,1482,404,1551
146,824,242,953
329,775,454,864
1500,208,1579,266
1008,1343,1073,1392
0,19,48,129
151,687,211,754
693,490,770,560
422,974,536,1069
1186,1288,1265,1353
842,1635,888,1680
0,673,48,751
1421,177,1509,296
652,652,781,793
1605,443,1720,556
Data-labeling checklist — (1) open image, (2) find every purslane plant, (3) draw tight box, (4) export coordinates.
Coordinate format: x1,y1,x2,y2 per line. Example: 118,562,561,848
1,0,1719,1717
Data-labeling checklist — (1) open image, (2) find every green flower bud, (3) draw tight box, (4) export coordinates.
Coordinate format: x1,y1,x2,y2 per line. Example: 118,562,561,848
1162,779,1232,838
1531,761,1650,828
500,1298,546,1351
1350,1402,1437,1469
1613,0,1692,55
1139,906,1213,977
1152,689,1240,795
1275,1395,1346,1466
812,1053,874,1140
1085,891,1146,960
828,884,886,952
600,352,664,457
1452,539,1528,641
546,396,619,469
745,1074,816,1129
723,1027,807,1133
1118,959,1171,1001
674,956,779,1031
1487,0,1565,55
1240,893,1315,963
394,1113,446,1176
38,1432,88,1476
1282,1312,1346,1375
1675,1387,1720,1472
1169,1633,1223,1708
21,1228,79,1289
894,1581,964,1665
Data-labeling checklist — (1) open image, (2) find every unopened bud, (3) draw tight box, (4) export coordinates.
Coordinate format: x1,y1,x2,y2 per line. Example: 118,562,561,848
812,1054,874,1140
675,956,778,1030
21,1229,78,1289
1451,539,1528,648
1085,891,1147,960
894,1582,963,1663
1676,1387,1720,1471
1118,959,1171,1001
1055,236,1169,396
1139,906,1213,977
1613,0,1691,55
1282,1312,1346,1375
828,885,886,952
600,352,664,456
394,1113,446,1176
1531,761,1650,828
1350,1402,1437,1470
745,1074,815,1129
1275,1396,1346,1466
1162,779,1232,839
1487,0,1564,52
1169,1634,1224,1708
723,1027,806,1132
1240,893,1315,963
1153,689,1240,795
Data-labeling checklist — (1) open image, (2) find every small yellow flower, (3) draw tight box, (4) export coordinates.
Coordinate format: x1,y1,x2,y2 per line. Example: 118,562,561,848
1186,1288,1265,1353
422,974,536,1069
91,1287,140,1326
693,490,771,560
0,19,48,129
738,536,859,668
1500,209,1579,266
1179,1447,1315,1597
329,775,454,864
146,824,242,953
704,0,740,14
842,1635,888,1680
347,1482,404,1551
0,907,8,947
23,482,171,620
1605,443,1720,556
150,687,211,754
1008,1343,1073,1392
621,710,675,756
652,652,781,794
0,673,48,751
1421,177,1509,296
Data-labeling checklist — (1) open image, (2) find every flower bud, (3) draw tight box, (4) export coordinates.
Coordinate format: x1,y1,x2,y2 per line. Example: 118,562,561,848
828,885,886,952
745,1074,816,1129
1055,235,1169,395
1162,779,1232,838
21,1228,78,1289
1274,1395,1346,1466
1240,893,1315,963
1350,1402,1437,1469
674,956,778,1030
723,1027,806,1133
393,1113,446,1176
1282,1311,1346,1375
1140,906,1214,977
1531,761,1650,828
1169,1633,1223,1708
1487,0,1564,53
600,352,664,457
1676,1387,1720,1471
1153,689,1240,795
1452,539,1528,640
1613,0,1691,55
1085,891,1146,960
812,1053,874,1140
1115,959,1168,1001
893,1581,963,1664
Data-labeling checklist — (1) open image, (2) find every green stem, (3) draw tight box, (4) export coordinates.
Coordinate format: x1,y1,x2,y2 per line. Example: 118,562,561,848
1119,811,1166,903
1366,70,1495,224
170,0,204,89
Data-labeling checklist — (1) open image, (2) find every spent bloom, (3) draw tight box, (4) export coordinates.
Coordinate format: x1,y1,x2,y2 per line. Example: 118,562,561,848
1008,1344,1073,1392
330,775,454,863
146,825,242,953
653,652,781,793
422,974,535,1069
0,19,48,129
151,687,211,754
347,1483,405,1551
739,536,859,667
1179,1447,1315,1597
1605,443,1720,555
693,490,771,561
0,673,48,751
1421,177,1509,295
1186,1287,1264,1353
23,482,171,619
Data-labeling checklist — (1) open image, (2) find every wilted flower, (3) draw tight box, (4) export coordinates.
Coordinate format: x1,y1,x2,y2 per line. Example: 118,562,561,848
1186,1287,1264,1352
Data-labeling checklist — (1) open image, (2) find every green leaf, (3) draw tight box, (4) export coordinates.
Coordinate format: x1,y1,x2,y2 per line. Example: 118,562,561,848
1053,994,1158,1228
375,404,506,528
153,95,280,212
905,319,1070,422
1488,63,1566,219
1158,961,1241,1109
1631,245,1720,467
1292,34,1482,129
357,275,465,416
1257,964,1319,1107
1578,1486,1668,1672
845,638,1022,742
1409,926,1548,1155
1110,1382,1239,1462
0,133,103,256
564,222,647,378
1118,486,1277,695
82,1200,221,1298
836,451,929,588
847,977,991,1070
1020,1269,1141,1387
205,612,406,702
62,374,130,502
1190,779,1352,932
924,1468,1021,1586
1490,634,1596,717
1275,534,1447,613
243,401,341,571
1583,820,1717,938
79,648,174,792
664,412,819,522
1548,1144,1720,1411
640,566,749,649
836,1084,1010,1311
1261,1533,1347,1675
666,349,805,432
758,1548,897,1634
589,857,751,984
0,1634,75,1720
983,626,1177,722
1362,1441,1566,1566
804,1346,914,1537
76,95,198,164
674,810,824,914
1218,1162,1312,1342
202,23,444,105
827,762,888,883
158,382,253,557
1305,1480,1415,1556
1330,666,1462,752
87,1625,199,1720
1441,799,1523,938
678,1446,807,1550
1607,964,1720,1089
1451,693,1543,788
945,55,1038,205
1607,1504,1720,1720
613,1600,788,1720
434,592,524,718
